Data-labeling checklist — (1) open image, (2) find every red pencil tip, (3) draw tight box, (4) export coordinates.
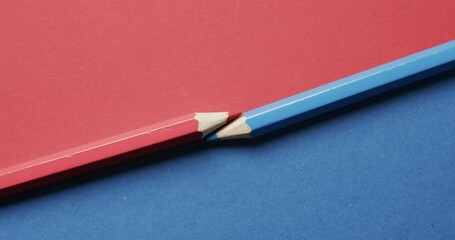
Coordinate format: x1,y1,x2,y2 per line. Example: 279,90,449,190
227,112,242,122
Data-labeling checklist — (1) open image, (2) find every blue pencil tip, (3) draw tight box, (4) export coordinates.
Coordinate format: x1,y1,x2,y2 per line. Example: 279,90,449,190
206,133,219,142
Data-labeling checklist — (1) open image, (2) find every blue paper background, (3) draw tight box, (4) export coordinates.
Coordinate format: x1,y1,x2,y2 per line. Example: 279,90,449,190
1,70,455,239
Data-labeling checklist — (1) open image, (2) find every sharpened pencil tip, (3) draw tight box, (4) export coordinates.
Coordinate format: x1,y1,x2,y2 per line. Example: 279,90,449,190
195,112,242,138
206,116,252,141
206,134,219,142
205,112,240,141
227,112,242,121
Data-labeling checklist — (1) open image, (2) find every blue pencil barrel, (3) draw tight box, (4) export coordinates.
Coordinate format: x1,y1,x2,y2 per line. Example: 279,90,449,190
244,40,455,138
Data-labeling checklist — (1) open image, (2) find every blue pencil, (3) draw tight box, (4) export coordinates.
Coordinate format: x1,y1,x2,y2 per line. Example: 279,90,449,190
208,40,455,141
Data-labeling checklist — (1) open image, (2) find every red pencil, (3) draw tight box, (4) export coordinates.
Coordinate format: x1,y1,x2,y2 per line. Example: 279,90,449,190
0,112,239,197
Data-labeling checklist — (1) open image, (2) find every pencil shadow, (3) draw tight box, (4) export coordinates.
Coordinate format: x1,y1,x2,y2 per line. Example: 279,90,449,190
208,68,455,148
2,68,454,207
0,140,211,206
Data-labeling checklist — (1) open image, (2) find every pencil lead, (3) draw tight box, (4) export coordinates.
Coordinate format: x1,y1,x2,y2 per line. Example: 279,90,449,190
206,133,220,142
206,116,252,141
227,112,242,121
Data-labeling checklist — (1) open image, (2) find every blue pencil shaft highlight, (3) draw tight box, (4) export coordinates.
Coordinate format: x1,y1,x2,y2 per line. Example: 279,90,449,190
244,40,455,138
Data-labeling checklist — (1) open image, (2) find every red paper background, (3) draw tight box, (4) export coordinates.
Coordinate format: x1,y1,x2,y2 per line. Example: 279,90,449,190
1,0,454,169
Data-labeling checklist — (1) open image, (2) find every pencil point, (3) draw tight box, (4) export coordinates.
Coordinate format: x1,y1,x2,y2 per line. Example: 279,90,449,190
207,116,252,141
227,112,242,121
195,112,233,137
206,133,220,142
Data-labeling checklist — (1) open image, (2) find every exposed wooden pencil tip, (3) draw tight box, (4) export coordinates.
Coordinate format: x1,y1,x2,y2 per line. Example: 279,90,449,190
207,116,252,141
195,112,233,137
